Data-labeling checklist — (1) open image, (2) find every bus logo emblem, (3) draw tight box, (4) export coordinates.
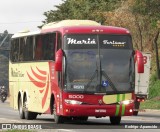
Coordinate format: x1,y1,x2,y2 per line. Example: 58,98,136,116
98,99,102,105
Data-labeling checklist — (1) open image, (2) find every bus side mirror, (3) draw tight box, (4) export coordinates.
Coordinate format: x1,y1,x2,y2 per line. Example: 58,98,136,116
135,50,144,73
55,49,63,71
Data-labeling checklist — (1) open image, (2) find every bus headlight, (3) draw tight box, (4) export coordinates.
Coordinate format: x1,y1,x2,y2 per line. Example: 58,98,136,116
64,99,82,105
119,100,134,105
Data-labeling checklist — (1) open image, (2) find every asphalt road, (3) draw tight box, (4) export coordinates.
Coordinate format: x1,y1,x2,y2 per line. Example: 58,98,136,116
0,101,160,131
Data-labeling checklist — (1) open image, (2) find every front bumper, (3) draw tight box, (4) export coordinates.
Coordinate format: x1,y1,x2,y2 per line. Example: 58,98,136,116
62,103,134,117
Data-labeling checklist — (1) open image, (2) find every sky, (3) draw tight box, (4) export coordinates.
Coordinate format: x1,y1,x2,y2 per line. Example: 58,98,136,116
0,0,63,34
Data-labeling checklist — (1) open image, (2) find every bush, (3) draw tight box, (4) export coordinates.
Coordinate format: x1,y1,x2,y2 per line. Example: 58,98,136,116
149,72,160,99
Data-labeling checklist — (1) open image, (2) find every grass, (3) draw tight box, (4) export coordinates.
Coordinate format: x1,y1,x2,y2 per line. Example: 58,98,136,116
140,97,160,109
148,73,160,99
139,72,160,110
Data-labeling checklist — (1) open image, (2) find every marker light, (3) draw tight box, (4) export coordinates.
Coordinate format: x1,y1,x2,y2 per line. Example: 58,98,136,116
137,99,141,102
65,99,82,105
119,100,134,105
92,29,103,32
137,98,145,102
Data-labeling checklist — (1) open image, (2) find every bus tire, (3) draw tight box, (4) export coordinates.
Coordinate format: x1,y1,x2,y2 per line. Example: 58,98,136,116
133,101,140,116
133,111,138,116
79,116,88,121
110,116,121,125
54,115,64,124
73,116,88,121
18,97,25,119
25,111,37,120
53,101,64,123
24,96,37,120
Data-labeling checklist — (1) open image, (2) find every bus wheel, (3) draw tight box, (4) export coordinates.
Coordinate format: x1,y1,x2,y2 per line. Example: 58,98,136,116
73,116,88,121
110,116,121,125
24,96,37,120
79,116,88,121
53,102,64,123
133,101,140,116
18,97,25,119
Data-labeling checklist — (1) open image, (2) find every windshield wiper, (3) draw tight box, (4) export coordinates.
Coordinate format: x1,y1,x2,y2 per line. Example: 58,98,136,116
102,70,118,92
85,69,98,91
129,54,134,90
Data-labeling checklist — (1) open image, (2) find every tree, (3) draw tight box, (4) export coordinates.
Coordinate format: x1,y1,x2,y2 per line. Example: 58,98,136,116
132,0,160,79
42,0,122,25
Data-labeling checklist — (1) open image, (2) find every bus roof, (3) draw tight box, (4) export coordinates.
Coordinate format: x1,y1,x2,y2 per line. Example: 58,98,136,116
41,20,130,34
12,30,40,39
12,20,130,38
41,20,101,30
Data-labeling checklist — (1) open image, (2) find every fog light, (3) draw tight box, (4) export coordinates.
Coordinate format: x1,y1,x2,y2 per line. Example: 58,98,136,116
66,109,69,112
129,109,133,113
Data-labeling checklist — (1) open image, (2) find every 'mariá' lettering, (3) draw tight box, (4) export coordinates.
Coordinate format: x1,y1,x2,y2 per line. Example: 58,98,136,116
67,38,96,45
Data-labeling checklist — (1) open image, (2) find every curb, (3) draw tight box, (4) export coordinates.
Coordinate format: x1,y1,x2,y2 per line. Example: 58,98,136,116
138,109,160,112
144,109,160,112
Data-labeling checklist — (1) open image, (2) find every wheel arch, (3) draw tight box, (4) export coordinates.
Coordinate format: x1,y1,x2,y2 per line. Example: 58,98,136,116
18,91,23,109
23,92,27,102
50,93,55,115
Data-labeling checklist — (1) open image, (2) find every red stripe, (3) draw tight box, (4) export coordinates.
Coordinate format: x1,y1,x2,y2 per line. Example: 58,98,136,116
31,67,47,81
39,89,44,93
36,67,47,75
27,72,46,88
42,75,49,108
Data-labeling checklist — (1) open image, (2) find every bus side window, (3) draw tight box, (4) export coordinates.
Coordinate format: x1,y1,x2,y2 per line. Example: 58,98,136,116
42,33,56,60
21,36,34,61
10,40,15,62
34,36,43,60
19,38,25,61
11,39,19,62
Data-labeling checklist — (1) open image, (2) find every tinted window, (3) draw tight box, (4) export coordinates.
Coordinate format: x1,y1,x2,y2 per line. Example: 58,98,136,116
10,33,57,62
34,33,56,60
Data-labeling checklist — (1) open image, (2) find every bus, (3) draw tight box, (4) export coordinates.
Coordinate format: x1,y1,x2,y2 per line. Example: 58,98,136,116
9,20,144,124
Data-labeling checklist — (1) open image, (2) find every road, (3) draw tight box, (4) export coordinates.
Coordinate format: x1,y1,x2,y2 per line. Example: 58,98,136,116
0,101,160,131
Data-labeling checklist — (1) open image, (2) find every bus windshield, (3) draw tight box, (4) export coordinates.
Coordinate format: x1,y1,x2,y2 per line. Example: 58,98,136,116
63,34,134,94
